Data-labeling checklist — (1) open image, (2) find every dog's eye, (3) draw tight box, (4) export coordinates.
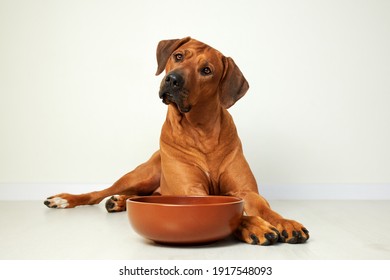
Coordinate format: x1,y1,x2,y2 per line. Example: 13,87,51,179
201,67,212,76
174,53,183,62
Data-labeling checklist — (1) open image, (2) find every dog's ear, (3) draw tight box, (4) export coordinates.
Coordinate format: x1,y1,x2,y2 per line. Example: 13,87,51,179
219,57,249,108
155,37,192,76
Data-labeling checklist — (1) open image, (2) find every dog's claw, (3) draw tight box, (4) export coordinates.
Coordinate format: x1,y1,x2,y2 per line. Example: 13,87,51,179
44,196,69,209
264,232,278,245
105,197,116,211
283,228,309,244
250,234,259,245
274,219,309,244
105,195,127,213
278,230,288,242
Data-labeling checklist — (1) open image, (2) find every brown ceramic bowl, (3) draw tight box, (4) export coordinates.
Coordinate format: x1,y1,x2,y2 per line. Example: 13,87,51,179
126,196,244,245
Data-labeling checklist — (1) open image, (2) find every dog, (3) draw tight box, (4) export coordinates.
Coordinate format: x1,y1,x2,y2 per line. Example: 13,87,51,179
44,37,309,245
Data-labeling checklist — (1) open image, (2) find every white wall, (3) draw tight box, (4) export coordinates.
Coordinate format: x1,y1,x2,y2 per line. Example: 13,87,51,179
1,0,389,198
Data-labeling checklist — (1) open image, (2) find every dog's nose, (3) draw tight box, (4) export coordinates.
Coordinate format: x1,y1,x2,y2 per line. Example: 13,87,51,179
165,73,183,88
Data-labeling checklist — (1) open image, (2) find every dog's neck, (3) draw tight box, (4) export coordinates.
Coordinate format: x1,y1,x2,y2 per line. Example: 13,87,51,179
168,99,222,136
161,97,238,155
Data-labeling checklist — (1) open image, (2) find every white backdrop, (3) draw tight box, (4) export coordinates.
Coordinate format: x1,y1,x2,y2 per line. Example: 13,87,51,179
1,0,389,199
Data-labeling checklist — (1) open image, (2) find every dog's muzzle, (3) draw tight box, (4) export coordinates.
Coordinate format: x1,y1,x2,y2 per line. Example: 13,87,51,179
159,72,191,113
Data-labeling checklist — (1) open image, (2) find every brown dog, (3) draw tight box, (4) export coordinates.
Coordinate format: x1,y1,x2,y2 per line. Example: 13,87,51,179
44,37,309,245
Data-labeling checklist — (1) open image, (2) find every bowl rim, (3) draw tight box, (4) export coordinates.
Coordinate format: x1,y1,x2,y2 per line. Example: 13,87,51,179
127,195,243,207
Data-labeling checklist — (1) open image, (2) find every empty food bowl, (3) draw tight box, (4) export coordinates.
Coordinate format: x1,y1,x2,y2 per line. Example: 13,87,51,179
126,195,244,245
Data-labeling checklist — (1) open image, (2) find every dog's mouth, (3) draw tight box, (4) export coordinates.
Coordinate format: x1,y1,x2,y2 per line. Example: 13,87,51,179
159,71,192,113
160,92,173,105
159,91,192,113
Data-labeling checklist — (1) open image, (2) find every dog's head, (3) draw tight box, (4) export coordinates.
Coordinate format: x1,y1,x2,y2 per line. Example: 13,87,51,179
156,37,249,113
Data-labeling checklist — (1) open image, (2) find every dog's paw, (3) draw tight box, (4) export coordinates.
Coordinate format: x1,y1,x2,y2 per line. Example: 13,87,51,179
273,219,309,244
44,194,72,209
105,195,127,213
234,216,280,245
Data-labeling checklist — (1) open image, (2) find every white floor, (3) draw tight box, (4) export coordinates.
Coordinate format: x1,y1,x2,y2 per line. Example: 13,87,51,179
0,200,389,260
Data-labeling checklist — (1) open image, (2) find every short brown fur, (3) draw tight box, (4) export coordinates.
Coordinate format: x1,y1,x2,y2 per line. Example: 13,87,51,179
45,37,309,245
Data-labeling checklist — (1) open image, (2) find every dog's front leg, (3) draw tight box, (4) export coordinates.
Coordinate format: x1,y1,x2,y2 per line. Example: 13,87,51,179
44,151,161,212
221,155,309,245
227,190,281,245
240,192,310,244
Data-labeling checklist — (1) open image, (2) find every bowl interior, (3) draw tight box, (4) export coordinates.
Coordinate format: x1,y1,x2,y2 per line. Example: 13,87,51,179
128,195,242,205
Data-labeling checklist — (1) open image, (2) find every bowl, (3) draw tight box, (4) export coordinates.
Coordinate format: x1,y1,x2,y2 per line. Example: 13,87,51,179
126,195,244,245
